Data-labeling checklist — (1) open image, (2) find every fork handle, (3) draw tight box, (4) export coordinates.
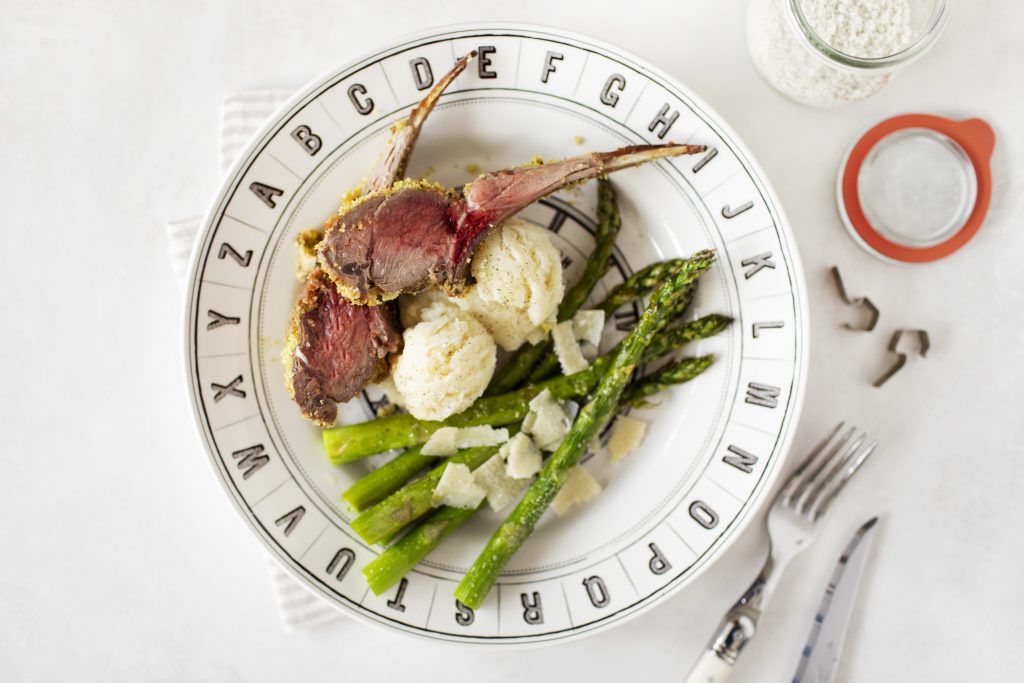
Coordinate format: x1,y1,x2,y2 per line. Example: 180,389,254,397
683,568,769,682
682,650,733,683
683,611,756,683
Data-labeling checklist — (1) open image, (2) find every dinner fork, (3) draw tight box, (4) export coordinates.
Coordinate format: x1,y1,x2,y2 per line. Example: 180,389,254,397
683,423,878,683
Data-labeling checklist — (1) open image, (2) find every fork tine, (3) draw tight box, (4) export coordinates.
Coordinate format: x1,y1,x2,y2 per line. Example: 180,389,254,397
810,439,878,521
779,422,845,505
799,433,866,515
798,429,858,501
787,426,854,507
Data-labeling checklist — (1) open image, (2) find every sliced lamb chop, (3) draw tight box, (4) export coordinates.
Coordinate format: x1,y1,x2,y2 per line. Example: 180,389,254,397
285,54,471,424
285,270,401,426
317,143,706,303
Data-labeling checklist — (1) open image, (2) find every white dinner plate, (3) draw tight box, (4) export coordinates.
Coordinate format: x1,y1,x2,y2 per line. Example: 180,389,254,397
184,23,807,645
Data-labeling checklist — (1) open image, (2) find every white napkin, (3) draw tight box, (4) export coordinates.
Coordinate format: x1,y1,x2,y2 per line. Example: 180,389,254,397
168,89,342,631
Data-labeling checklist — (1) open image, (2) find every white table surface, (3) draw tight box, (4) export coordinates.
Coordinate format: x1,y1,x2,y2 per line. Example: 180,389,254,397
2,0,1022,680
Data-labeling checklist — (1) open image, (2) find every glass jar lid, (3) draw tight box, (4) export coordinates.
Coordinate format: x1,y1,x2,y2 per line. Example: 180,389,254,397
837,114,995,264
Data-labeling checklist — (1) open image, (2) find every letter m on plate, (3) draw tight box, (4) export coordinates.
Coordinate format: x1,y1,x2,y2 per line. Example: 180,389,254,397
231,444,269,479
745,382,780,409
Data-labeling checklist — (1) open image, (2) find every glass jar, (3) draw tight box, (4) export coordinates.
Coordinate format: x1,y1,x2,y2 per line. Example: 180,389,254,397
746,0,952,107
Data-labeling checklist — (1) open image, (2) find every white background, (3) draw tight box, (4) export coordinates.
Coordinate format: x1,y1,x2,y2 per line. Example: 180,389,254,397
2,0,1022,680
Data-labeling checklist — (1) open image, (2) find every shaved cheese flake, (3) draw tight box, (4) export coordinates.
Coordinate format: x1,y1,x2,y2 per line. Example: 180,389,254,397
522,408,537,434
551,466,602,516
523,389,573,451
572,309,606,348
422,426,509,456
431,463,486,509
552,320,588,375
527,388,555,413
421,427,456,456
474,454,530,512
453,425,509,449
501,432,543,479
531,406,571,451
608,416,648,462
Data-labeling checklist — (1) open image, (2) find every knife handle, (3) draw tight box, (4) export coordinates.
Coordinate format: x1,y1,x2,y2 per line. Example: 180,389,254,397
682,650,733,683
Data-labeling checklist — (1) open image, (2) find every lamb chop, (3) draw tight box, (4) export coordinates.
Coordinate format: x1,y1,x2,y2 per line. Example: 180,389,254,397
284,269,402,425
317,143,705,304
285,53,474,426
286,55,706,426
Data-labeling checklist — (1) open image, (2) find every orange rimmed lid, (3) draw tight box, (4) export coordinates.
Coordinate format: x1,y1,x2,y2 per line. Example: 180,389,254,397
838,114,995,264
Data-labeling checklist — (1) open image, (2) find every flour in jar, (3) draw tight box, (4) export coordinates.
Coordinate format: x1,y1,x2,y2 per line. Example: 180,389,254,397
747,0,915,106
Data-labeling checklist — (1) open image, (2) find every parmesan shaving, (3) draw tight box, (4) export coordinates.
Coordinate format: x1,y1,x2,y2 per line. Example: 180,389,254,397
552,320,588,375
422,428,457,456
527,389,557,413
608,416,648,463
571,309,605,348
421,426,509,456
474,454,530,512
431,463,486,509
523,389,573,451
500,432,543,479
551,466,602,516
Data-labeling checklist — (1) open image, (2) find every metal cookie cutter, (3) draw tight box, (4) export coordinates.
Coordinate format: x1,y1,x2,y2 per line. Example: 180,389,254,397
831,266,880,332
874,329,931,388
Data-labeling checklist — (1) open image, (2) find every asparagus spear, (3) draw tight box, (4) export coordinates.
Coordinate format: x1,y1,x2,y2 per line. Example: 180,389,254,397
452,253,715,609
350,443,503,544
558,179,624,321
485,179,623,396
643,312,731,361
620,355,716,409
324,313,725,464
597,258,688,316
342,446,431,512
362,505,479,596
360,354,716,594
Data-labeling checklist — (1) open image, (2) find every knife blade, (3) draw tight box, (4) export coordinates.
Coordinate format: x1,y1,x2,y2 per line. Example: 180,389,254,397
791,516,879,683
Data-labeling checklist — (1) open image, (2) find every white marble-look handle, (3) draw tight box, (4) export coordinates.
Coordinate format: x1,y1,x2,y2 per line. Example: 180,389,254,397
683,650,733,683
683,570,767,683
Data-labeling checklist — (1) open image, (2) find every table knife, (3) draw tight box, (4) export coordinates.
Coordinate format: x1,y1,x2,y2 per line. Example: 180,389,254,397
791,516,879,683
